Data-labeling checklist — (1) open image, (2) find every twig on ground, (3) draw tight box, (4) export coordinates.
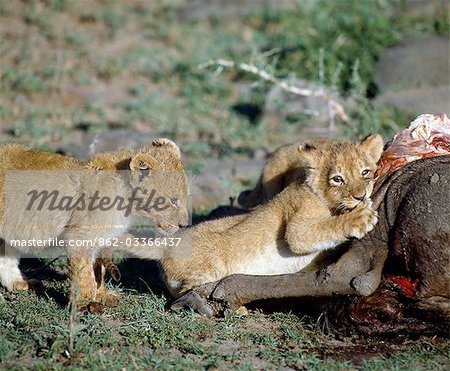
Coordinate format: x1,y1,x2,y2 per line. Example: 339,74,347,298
198,59,350,125
68,282,77,355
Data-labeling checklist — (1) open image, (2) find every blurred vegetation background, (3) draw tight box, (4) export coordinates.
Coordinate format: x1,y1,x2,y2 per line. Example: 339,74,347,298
0,0,448,163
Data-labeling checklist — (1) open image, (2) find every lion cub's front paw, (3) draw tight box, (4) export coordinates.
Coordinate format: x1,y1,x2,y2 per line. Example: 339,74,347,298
346,202,378,239
77,302,104,313
98,289,120,307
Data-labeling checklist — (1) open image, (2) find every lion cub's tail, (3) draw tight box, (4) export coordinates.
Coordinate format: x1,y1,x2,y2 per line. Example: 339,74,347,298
102,258,121,282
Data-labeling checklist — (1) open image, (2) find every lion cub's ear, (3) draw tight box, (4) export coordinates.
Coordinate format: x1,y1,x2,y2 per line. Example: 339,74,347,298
361,134,384,162
129,153,160,171
298,143,318,168
298,143,318,184
152,138,181,158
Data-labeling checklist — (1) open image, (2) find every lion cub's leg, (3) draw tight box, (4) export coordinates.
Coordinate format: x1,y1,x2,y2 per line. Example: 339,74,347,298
286,201,378,255
93,258,119,307
90,234,140,307
67,250,98,309
0,245,40,291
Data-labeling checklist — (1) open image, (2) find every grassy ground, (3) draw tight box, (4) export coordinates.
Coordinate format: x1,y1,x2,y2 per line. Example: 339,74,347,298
1,259,449,369
1,0,449,369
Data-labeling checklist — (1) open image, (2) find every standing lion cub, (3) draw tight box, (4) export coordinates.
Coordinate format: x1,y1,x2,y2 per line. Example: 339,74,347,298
125,135,384,297
0,139,188,309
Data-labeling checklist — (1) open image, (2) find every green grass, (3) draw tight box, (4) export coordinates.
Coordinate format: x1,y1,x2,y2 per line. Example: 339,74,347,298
1,260,448,369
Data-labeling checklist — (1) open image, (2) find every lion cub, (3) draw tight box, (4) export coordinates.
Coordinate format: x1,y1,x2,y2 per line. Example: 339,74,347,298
0,139,188,308
129,135,384,296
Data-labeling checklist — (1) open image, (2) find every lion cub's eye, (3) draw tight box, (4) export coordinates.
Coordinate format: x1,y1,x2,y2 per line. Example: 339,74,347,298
330,175,345,185
361,169,371,176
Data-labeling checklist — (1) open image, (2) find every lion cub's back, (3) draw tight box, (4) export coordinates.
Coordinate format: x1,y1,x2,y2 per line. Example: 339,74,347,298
0,143,83,171
0,144,84,229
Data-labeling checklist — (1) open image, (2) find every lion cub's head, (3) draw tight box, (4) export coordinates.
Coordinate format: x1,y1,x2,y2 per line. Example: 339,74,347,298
302,135,384,214
91,138,189,234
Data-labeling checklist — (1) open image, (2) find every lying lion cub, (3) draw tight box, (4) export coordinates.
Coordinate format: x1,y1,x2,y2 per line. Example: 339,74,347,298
0,139,188,309
125,135,383,297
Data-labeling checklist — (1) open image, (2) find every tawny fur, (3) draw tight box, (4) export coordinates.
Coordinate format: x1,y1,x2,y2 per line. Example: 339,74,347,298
0,140,188,309
128,135,384,297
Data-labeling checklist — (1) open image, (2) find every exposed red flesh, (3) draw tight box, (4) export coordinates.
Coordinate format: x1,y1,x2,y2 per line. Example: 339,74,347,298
387,275,420,297
374,113,450,190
